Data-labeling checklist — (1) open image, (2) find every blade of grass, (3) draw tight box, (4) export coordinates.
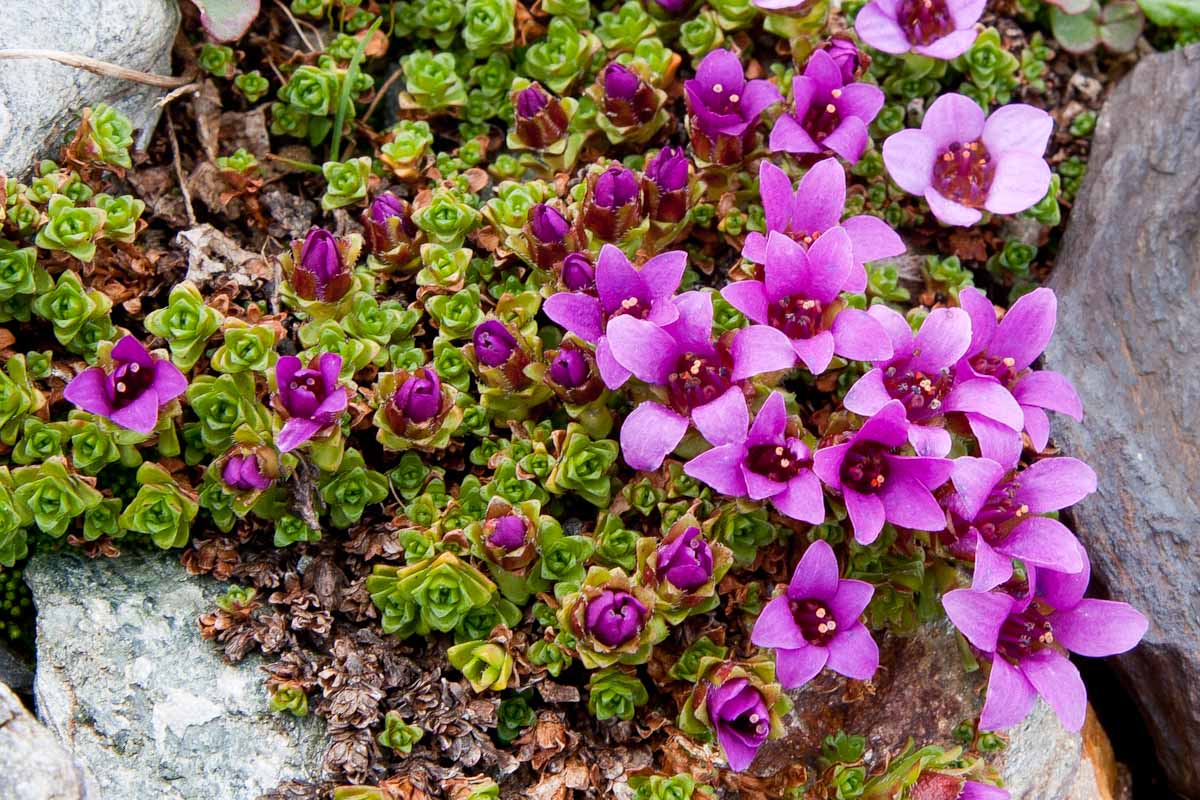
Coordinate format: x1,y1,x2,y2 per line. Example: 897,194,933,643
329,18,381,164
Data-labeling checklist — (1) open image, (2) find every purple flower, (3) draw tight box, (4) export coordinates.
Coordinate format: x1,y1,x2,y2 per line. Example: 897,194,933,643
843,305,1023,460
643,146,691,224
513,82,569,149
744,159,904,293
593,166,639,209
585,589,648,647
362,194,418,264
751,539,878,688
516,84,548,117
543,243,687,387
684,390,825,523
548,348,589,388
812,400,953,544
387,368,441,428
291,227,351,302
560,252,595,290
769,49,884,164
947,456,1093,591
652,0,691,13
487,514,528,551
724,229,894,378
883,94,1053,226
820,37,868,84
754,0,823,11
63,335,187,435
706,677,771,772
911,774,1010,800
274,352,348,452
221,452,273,492
656,526,714,591
684,49,782,165
600,62,661,130
473,321,518,367
583,166,643,242
855,0,984,59
958,287,1083,461
604,62,641,101
529,204,571,244
370,193,408,227
943,555,1147,732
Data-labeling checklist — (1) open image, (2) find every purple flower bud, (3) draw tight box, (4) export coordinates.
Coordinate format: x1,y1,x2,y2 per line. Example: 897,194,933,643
603,63,642,102
821,37,867,83
549,348,589,388
389,368,441,426
645,147,690,193
291,227,352,302
707,678,771,772
370,193,406,225
488,514,528,551
529,204,571,244
516,84,549,118
473,321,518,367
656,526,714,590
593,167,639,209
560,253,595,290
653,0,690,13
221,453,273,492
585,589,648,647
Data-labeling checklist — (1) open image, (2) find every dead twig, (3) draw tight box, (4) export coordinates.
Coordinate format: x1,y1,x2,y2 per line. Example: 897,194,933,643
363,65,405,123
273,0,318,52
166,114,196,227
0,49,192,89
157,82,204,108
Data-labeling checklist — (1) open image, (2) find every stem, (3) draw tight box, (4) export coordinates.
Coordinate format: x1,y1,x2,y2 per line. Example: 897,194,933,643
0,49,192,88
264,153,325,174
329,18,381,164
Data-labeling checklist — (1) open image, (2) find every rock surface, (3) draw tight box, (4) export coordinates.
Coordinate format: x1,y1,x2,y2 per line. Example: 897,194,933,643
756,622,1127,799
0,0,180,176
0,681,89,800
1042,43,1200,798
0,642,33,694
25,551,327,800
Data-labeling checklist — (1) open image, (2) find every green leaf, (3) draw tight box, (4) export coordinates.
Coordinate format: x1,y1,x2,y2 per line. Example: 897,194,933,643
1050,3,1102,52
1100,1,1145,52
192,0,261,42
330,18,381,162
1138,0,1200,26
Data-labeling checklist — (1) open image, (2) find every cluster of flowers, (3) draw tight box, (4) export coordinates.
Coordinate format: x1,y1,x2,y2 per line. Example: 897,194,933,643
0,0,1148,795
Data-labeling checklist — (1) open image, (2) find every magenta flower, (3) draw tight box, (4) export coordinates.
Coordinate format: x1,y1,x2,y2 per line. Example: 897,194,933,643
643,146,691,224
947,456,1093,591
743,159,904,293
529,204,571,245
769,49,884,164
543,243,688,390
487,515,529,552
883,94,1053,226
473,320,518,367
291,227,352,302
585,589,648,647
819,37,869,84
388,368,441,427
843,305,1023,460
656,526,714,591
221,453,273,492
684,49,782,164
583,166,643,242
63,335,187,435
548,348,589,388
812,400,953,544
751,539,878,687
559,252,595,291
855,0,984,59
608,291,738,471
911,774,1010,800
943,555,1147,732
725,230,894,378
958,287,1083,463
274,352,348,452
707,677,771,772
684,389,825,523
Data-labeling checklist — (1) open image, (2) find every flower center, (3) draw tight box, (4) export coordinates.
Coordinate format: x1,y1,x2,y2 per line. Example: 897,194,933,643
970,353,1020,387
667,353,732,414
790,598,838,646
768,296,826,340
997,603,1056,661
110,361,154,409
730,709,771,742
897,0,956,45
611,295,650,320
802,100,842,141
839,442,890,494
932,140,996,209
964,477,1032,547
883,363,954,420
747,443,804,483
707,82,742,115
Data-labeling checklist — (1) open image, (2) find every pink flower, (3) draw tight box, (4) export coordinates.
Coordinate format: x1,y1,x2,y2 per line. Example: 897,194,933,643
882,94,1053,226
63,336,187,435
855,0,984,60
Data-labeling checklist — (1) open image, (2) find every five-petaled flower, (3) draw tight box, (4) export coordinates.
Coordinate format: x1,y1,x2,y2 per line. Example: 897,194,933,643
770,49,885,164
684,389,825,523
684,49,782,165
943,554,1147,732
64,335,187,435
751,539,879,687
855,0,984,59
274,352,348,452
883,94,1053,226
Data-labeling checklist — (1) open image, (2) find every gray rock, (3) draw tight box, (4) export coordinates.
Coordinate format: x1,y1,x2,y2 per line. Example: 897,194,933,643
0,0,180,176
25,551,327,800
1042,43,1200,798
755,622,1126,799
0,642,33,694
0,681,89,800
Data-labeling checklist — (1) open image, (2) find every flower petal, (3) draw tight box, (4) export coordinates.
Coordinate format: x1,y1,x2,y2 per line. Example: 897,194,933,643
1050,599,1148,657
829,578,874,624
843,368,891,418
545,292,604,343
879,471,947,530
752,596,808,649
1014,457,1097,512
747,390,787,444
845,487,886,544
950,456,1007,520
842,214,906,265
1021,650,1087,732
882,129,937,194
812,442,850,488
684,442,749,496
942,378,1024,431
982,103,1053,157
692,386,750,447
972,537,1015,592
111,335,154,368
913,28,979,59
595,336,632,390
824,622,880,680
596,244,645,315
758,160,796,234
108,389,160,434
925,189,983,226
968,413,1023,468
765,231,810,303
63,367,115,417
910,307,972,373
802,226,853,304
792,157,846,234
980,656,1038,731
835,83,885,125
958,286,999,358
722,280,769,324
921,93,986,149
789,539,840,600
769,112,821,154
732,324,798,381
854,0,911,54
992,287,1057,370
946,0,987,27
662,290,715,356
640,249,689,301
150,360,188,404
824,116,871,164
277,416,322,453
831,307,895,363
792,331,837,375
773,470,826,524
621,401,690,471
943,588,1013,651
606,315,679,385
984,152,1052,216
1002,516,1084,574
775,644,830,689
1013,370,1083,420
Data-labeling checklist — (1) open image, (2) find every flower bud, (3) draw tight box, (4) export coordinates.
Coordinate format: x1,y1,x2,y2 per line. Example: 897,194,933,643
487,514,528,551
290,227,352,302
594,167,639,209
642,146,691,224
653,0,690,13
560,252,595,291
388,368,441,427
221,452,274,492
583,166,643,242
362,193,419,267
529,204,571,244
600,63,660,128
821,37,868,83
603,63,641,102
656,526,713,590
513,83,570,149
549,348,589,389
585,589,648,647
473,320,518,367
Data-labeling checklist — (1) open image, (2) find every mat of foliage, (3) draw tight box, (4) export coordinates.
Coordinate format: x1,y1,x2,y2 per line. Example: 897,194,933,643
2,0,1195,798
